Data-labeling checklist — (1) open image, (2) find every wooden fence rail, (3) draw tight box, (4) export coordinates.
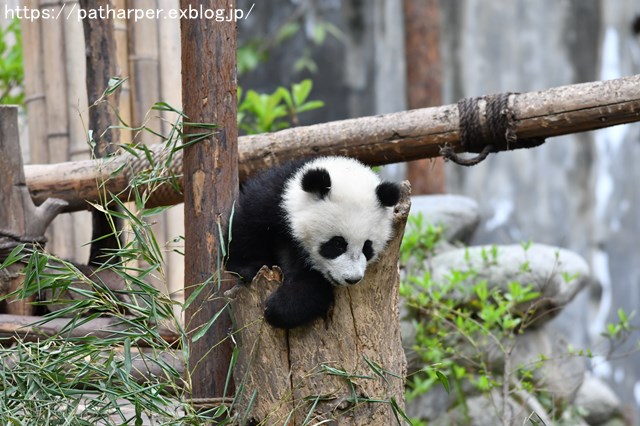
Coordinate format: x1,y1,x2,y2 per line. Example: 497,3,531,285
22,74,640,212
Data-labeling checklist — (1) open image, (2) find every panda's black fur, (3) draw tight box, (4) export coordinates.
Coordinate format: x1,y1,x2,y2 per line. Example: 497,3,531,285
227,156,400,329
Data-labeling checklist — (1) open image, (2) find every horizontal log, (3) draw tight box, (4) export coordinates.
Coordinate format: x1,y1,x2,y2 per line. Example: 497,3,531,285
0,313,180,346
24,74,640,212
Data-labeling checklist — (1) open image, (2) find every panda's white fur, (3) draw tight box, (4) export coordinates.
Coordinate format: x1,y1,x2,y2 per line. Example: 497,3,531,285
227,156,400,329
282,157,394,286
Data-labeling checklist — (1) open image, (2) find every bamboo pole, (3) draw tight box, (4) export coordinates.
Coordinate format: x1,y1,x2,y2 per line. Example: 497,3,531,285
126,2,169,289
23,74,640,212
40,0,75,259
156,0,184,305
62,0,92,264
22,0,48,167
113,0,133,146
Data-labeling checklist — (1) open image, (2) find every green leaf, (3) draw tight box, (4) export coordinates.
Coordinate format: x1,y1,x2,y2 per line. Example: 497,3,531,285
295,100,325,113
435,370,450,393
192,301,229,343
292,79,313,106
123,337,132,374
276,22,300,43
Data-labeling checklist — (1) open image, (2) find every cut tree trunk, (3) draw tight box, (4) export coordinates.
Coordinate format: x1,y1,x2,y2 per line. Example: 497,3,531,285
229,182,411,425
23,74,640,212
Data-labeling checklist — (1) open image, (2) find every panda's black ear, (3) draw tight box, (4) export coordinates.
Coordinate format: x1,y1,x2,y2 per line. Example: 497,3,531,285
301,168,331,199
376,182,401,207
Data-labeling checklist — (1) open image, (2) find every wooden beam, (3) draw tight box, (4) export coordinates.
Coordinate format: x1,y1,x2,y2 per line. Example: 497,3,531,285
180,0,238,400
0,313,179,345
23,74,640,212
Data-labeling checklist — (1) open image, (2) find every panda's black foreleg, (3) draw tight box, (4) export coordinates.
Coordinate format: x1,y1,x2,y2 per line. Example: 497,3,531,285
264,269,334,329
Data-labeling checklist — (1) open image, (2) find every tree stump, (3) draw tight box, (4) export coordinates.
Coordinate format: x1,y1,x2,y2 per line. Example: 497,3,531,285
229,182,411,425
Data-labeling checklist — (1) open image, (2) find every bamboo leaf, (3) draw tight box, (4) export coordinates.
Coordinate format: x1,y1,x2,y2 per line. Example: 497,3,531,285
192,302,230,343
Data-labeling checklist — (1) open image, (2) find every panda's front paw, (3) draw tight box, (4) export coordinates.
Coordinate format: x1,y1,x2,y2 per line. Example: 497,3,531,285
264,294,302,329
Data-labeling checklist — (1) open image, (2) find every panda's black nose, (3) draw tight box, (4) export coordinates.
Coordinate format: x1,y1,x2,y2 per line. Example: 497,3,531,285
345,278,361,285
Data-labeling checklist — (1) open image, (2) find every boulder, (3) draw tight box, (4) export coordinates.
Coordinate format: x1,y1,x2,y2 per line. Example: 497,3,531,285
427,243,591,325
574,374,622,425
410,194,480,245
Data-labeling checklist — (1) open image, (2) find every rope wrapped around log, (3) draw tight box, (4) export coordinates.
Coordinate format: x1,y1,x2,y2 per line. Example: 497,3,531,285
441,93,546,166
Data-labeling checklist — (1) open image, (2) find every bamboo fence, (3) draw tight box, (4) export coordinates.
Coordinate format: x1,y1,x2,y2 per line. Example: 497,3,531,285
20,0,184,302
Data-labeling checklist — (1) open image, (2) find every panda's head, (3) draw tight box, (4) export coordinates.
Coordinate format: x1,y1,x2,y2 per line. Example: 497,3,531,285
282,157,401,286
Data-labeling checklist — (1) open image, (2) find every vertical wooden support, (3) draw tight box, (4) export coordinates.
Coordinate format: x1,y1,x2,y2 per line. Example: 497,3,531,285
80,0,122,266
0,107,66,314
403,0,445,194
181,0,238,399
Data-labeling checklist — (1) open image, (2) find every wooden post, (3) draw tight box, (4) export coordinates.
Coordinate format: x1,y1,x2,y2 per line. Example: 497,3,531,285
0,107,66,314
181,0,238,400
404,0,445,194
79,0,123,266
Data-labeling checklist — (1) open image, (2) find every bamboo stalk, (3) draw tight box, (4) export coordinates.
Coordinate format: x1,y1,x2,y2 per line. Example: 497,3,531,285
40,0,75,259
156,0,184,307
62,0,92,264
126,4,169,289
23,74,640,213
22,0,48,166
114,0,133,146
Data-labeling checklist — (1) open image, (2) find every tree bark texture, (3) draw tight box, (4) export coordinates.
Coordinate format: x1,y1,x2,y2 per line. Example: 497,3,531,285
181,0,238,400
23,74,640,212
228,183,411,425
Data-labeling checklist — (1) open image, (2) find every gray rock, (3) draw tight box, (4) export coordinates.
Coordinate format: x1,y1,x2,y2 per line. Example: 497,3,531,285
574,374,622,425
428,391,538,426
410,194,481,245
405,384,453,422
509,326,586,403
427,243,591,324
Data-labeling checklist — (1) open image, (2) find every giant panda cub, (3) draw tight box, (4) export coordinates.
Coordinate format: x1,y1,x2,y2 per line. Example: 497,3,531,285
227,156,401,329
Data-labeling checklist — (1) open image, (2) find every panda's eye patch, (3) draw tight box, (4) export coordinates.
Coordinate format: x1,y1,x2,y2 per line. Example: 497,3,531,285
363,240,374,261
319,236,348,259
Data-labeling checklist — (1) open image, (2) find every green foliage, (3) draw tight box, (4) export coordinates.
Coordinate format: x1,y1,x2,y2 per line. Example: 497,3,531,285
399,213,443,266
237,11,340,135
399,215,591,423
604,308,635,340
238,15,343,78
0,18,24,105
238,79,324,134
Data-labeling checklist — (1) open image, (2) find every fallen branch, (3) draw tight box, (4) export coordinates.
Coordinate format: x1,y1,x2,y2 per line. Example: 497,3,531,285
24,74,640,212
